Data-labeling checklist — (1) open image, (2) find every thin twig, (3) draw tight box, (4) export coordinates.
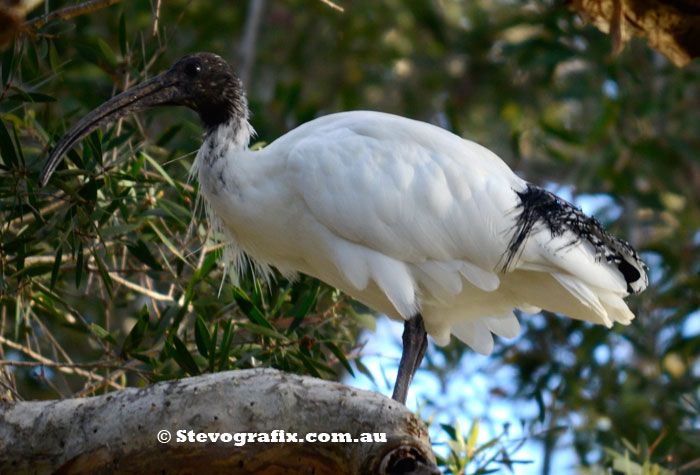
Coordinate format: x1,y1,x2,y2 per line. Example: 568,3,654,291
0,335,122,390
86,265,176,302
33,281,111,353
611,0,624,55
6,199,64,229
30,313,74,365
24,241,118,266
0,359,122,369
76,373,122,396
75,365,136,397
152,0,162,37
144,276,163,320
35,365,67,398
24,0,124,30
319,0,344,12
679,458,700,473
0,378,22,401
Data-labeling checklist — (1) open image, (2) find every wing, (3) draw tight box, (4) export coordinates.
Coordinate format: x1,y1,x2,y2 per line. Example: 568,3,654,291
287,112,525,263
284,111,524,314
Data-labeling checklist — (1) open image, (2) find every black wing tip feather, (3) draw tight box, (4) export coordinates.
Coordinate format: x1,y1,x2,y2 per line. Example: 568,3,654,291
500,184,648,294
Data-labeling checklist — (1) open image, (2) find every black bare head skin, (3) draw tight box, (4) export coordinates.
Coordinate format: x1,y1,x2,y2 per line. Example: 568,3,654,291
39,53,246,187
168,53,247,130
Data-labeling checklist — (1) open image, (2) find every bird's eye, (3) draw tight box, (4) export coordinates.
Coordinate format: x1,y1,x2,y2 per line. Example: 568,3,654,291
185,61,202,78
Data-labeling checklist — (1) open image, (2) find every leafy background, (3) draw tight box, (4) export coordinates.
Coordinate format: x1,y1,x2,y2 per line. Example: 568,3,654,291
1,0,698,473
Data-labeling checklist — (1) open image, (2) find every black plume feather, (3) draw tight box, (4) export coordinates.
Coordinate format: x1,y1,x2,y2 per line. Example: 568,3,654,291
500,184,647,294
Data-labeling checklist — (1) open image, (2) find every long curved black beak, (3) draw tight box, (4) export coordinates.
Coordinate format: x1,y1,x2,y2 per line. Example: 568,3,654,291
39,72,183,187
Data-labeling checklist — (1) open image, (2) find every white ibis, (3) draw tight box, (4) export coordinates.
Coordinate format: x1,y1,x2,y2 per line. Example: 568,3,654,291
39,53,648,404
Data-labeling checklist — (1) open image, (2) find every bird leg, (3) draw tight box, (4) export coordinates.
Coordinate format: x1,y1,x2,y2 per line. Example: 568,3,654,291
392,314,428,404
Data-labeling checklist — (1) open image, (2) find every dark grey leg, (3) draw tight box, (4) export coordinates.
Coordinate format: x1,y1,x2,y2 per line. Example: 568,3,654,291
391,314,428,404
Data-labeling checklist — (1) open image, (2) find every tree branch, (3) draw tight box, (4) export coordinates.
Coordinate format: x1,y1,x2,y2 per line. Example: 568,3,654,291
570,0,700,66
0,368,439,474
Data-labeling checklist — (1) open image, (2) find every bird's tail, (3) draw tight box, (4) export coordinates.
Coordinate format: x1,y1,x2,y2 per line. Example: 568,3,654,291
500,184,648,295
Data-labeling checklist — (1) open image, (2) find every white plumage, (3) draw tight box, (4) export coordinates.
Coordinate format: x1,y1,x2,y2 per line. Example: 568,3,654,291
195,110,644,355
40,53,647,402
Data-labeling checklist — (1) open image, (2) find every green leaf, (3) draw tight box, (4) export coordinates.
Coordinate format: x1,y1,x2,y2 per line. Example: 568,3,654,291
158,198,191,225
1,43,14,84
95,197,120,225
78,178,103,204
240,322,288,342
123,305,149,354
148,221,188,264
37,37,49,59
10,260,55,280
194,248,218,279
232,287,274,330
354,358,375,384
473,435,502,456
466,417,480,459
7,87,30,103
90,248,113,298
0,119,18,168
194,316,211,359
90,322,119,346
75,241,84,289
252,277,266,310
129,152,145,176
324,341,354,376
217,320,235,371
294,350,337,378
1,40,23,85
119,12,127,57
270,286,292,316
100,223,140,238
49,245,63,291
95,38,117,67
7,88,56,103
142,152,176,188
168,335,200,375
10,123,25,166
48,41,59,71
127,239,163,271
66,147,85,170
208,321,219,372
156,124,183,146
184,250,219,303
348,307,376,332
288,284,319,333
87,130,103,166
441,423,457,441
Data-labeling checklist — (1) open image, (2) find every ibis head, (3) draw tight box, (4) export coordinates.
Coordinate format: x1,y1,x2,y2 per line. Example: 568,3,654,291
39,53,245,187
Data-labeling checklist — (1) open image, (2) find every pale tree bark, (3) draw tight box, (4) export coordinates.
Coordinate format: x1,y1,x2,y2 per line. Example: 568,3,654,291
0,368,439,474
0,0,43,47
570,0,700,66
